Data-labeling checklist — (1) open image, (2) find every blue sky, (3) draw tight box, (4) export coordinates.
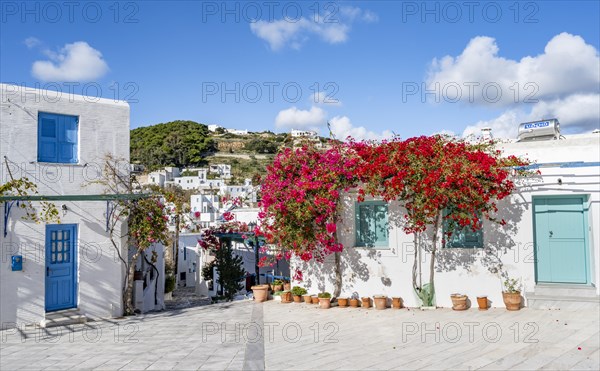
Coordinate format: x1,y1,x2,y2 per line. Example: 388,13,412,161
1,1,599,139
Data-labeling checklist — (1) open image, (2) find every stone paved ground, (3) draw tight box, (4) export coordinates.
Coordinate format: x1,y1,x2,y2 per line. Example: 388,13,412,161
164,287,212,310
1,301,598,370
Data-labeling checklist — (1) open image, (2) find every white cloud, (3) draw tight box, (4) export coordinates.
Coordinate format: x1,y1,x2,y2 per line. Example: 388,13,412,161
24,37,40,49
428,33,599,106
275,106,326,129
462,93,600,138
32,41,109,82
329,115,393,141
310,91,342,106
250,6,377,51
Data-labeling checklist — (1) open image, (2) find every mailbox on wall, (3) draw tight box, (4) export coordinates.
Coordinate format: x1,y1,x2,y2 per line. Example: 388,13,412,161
11,255,22,271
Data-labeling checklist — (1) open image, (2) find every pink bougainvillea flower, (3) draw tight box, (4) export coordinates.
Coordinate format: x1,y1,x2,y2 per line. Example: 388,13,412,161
326,223,337,234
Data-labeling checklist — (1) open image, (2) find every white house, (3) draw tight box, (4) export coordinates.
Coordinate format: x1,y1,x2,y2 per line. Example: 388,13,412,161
209,164,232,179
147,166,180,188
190,193,221,228
291,129,318,138
208,124,222,132
295,131,600,309
0,83,130,326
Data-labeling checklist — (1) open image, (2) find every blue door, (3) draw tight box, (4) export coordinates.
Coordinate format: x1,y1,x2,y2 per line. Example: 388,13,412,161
45,224,78,312
534,197,589,284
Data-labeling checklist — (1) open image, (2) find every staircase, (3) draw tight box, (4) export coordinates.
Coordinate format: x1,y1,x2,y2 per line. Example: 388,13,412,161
526,284,600,310
41,309,88,328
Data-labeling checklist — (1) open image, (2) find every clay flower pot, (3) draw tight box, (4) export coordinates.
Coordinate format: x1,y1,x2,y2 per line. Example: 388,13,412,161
293,295,302,303
349,298,360,308
361,297,371,308
272,284,283,292
303,294,312,303
392,297,403,309
337,298,349,307
251,285,269,303
281,291,292,303
450,294,468,310
283,282,291,291
373,295,388,310
311,295,319,304
502,292,522,311
477,296,488,310
319,297,331,309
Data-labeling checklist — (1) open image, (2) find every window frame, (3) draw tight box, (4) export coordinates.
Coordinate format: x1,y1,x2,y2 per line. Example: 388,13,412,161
354,200,389,249
442,210,484,248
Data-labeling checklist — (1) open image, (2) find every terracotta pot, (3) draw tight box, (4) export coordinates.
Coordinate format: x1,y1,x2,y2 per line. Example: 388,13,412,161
450,294,468,310
477,296,488,310
303,294,312,303
319,297,331,309
272,284,283,292
392,297,403,309
373,295,387,310
293,295,302,303
283,282,291,291
502,292,521,311
361,297,371,308
337,298,349,307
281,291,292,303
349,298,359,308
251,285,269,303
311,295,319,304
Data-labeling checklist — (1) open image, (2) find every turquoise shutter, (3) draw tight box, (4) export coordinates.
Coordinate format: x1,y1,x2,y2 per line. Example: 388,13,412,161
58,115,78,163
38,113,58,162
355,202,389,247
443,210,483,248
373,204,389,246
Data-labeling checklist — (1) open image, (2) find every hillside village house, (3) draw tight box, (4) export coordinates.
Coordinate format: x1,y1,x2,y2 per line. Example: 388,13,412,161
1,83,130,326
295,130,600,309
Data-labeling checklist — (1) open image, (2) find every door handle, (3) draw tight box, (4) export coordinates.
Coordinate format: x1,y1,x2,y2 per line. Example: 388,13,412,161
549,231,553,238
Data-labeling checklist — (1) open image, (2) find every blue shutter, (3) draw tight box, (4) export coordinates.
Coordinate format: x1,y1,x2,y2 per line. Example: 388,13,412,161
443,210,483,248
38,113,78,163
38,113,58,162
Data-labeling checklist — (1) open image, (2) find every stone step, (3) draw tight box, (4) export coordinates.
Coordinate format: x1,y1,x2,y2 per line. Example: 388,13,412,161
41,309,88,328
526,293,600,310
533,284,598,298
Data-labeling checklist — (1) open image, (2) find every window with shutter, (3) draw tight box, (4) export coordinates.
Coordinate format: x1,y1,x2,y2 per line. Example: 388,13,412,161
38,112,78,163
442,210,484,248
355,201,389,248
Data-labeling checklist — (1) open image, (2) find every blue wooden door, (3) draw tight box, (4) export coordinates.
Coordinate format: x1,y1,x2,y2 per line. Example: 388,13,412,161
534,197,588,284
45,224,77,311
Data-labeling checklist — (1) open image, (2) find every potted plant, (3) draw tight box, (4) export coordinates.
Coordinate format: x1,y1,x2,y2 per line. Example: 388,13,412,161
349,298,360,307
251,284,269,302
303,293,312,303
361,297,371,308
318,292,332,309
281,290,292,303
283,281,291,291
311,295,319,304
450,293,468,310
337,297,349,307
271,279,283,292
273,291,283,302
373,295,388,310
164,274,176,301
291,286,307,302
502,277,522,311
392,297,403,309
477,295,488,310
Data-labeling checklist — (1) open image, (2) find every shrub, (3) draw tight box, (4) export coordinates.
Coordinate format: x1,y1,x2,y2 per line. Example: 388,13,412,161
318,292,331,299
165,275,176,293
291,286,307,296
272,279,283,286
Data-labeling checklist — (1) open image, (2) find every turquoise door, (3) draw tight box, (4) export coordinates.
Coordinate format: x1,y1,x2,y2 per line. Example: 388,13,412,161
534,197,588,284
45,224,78,312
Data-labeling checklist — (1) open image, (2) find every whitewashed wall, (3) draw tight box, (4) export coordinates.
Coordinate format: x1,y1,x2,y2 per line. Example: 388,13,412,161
294,134,600,308
0,83,130,325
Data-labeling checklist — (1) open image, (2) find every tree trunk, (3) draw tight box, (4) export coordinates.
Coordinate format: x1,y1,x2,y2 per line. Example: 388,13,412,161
173,215,180,280
333,252,342,297
428,212,442,296
412,232,419,295
125,250,141,315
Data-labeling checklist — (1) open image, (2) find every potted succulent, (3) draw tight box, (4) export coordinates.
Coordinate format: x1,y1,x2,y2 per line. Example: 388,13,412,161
373,295,388,310
337,297,349,307
392,297,403,309
311,295,319,304
271,279,284,292
291,286,307,302
303,293,312,303
281,290,292,303
318,292,332,309
502,277,522,311
251,284,270,303
450,293,468,310
477,295,488,310
361,297,371,308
